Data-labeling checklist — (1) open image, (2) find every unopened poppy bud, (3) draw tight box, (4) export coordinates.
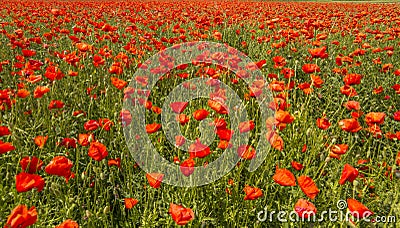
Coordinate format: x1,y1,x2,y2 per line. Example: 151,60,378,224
103,205,110,214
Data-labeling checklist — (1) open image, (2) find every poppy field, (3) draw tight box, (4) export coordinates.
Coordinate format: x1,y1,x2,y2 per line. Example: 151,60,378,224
1,0,400,227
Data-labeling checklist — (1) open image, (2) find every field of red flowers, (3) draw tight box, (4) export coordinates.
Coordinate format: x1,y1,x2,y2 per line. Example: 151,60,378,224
1,0,400,227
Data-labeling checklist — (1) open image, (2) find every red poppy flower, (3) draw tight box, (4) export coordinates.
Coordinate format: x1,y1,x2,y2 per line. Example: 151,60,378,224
340,85,358,97
45,156,74,183
339,164,358,185
84,120,100,131
78,133,93,146
243,185,263,200
316,116,331,130
180,158,195,177
291,161,304,171
175,135,185,147
297,176,319,200
343,73,362,85
146,173,164,188
22,49,36,57
272,56,286,68
0,126,11,136
310,75,324,88
99,118,114,131
48,100,64,110
176,114,190,125
193,109,209,121
394,111,400,121
169,203,194,226
217,140,232,149
20,156,43,174
124,198,139,209
302,64,320,74
33,86,50,98
237,145,256,160
294,199,317,219
16,89,30,98
120,110,132,127
0,141,15,154
146,123,161,134
15,172,45,193
266,131,284,151
108,158,121,168
373,86,383,94
189,139,211,158
55,219,79,228
109,63,123,75
33,135,48,149
275,110,294,124
273,168,296,186
216,129,233,141
110,77,127,90
347,198,373,219
88,141,108,161
170,102,188,114
309,46,328,58
207,99,228,114
239,120,255,133
343,101,360,110
5,205,37,228
338,118,362,133
59,138,77,149
364,112,385,126
211,118,227,129
329,144,349,159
